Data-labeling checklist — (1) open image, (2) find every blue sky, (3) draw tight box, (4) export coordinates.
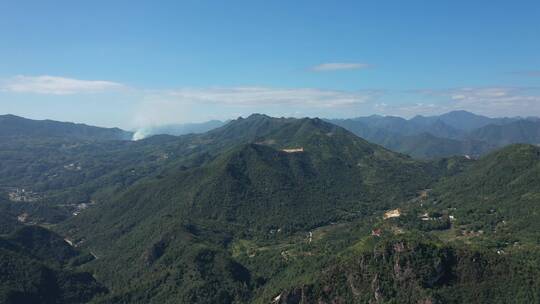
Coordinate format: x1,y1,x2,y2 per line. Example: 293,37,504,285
0,0,539,128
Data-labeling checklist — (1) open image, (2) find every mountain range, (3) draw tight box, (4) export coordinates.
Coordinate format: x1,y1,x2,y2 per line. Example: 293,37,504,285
328,110,540,158
4,111,540,159
1,113,540,303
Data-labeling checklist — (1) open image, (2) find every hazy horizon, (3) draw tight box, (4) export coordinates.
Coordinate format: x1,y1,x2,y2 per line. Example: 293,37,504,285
3,109,539,133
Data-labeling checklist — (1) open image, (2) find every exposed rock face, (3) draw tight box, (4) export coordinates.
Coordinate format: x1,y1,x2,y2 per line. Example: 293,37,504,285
275,239,452,304
275,286,312,304
276,235,522,303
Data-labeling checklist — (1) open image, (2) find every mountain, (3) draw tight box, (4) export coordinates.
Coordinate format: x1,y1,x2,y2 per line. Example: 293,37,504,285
335,114,463,139
57,115,444,302
468,120,540,146
274,233,540,303
381,133,494,159
4,113,540,303
411,110,495,131
64,116,437,237
0,114,132,141
328,117,484,158
427,144,540,243
0,115,306,226
327,115,467,159
271,144,540,303
348,115,411,133
329,111,540,159
0,226,106,303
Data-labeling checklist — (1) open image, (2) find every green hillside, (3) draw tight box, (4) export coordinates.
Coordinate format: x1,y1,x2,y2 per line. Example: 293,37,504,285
0,114,132,141
271,234,540,303
57,116,443,302
429,144,540,244
261,144,540,304
3,114,540,303
0,226,106,304
0,115,296,225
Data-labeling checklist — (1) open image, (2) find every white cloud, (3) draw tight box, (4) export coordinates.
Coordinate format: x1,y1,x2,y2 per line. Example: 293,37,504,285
131,86,378,127
165,87,374,107
403,86,540,117
5,73,539,127
132,85,540,126
511,70,540,78
1,75,124,95
311,62,371,72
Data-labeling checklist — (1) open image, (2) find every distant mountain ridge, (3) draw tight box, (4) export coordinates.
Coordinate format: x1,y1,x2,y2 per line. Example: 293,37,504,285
468,119,540,146
0,114,132,141
328,110,540,158
3,111,540,159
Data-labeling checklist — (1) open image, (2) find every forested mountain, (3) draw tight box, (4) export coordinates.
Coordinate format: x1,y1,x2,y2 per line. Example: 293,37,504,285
329,111,540,159
2,114,540,303
468,120,540,146
57,116,442,302
0,115,296,225
428,144,540,243
278,144,540,303
0,114,132,141
6,110,534,160
63,116,439,239
0,226,106,303
411,110,502,131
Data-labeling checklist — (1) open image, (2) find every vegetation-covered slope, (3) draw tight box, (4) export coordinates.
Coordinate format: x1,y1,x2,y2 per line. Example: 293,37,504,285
0,114,132,141
4,114,540,304
273,234,540,304
57,116,443,303
0,226,106,304
428,144,540,244
0,115,298,224
63,117,437,239
264,145,540,304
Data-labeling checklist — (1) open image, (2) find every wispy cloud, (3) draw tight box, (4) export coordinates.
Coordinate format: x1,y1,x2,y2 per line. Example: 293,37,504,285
4,73,540,126
165,87,375,107
310,62,371,72
510,70,540,78
1,75,124,95
399,86,540,117
132,86,379,126
133,85,540,125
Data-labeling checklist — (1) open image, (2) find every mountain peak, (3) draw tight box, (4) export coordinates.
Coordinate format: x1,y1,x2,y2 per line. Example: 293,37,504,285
440,110,486,119
245,113,272,120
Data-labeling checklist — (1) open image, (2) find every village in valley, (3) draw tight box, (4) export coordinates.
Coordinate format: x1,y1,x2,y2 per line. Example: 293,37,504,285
6,187,41,203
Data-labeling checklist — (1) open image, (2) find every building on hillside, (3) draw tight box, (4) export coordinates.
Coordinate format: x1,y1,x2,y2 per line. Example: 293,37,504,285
282,147,304,153
383,209,401,219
